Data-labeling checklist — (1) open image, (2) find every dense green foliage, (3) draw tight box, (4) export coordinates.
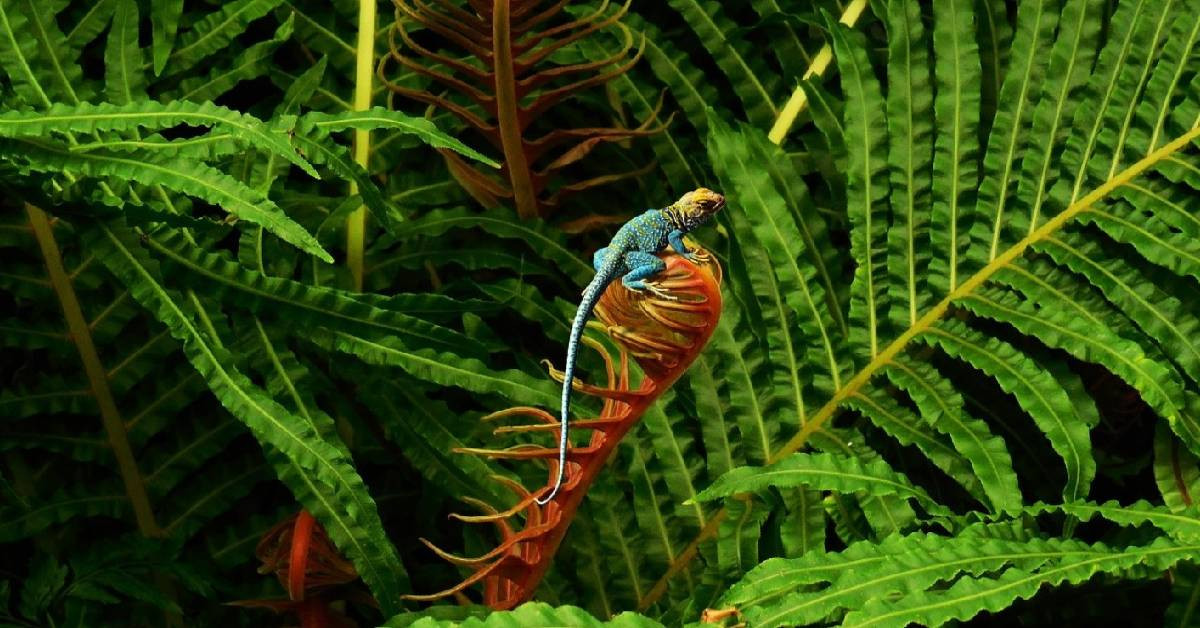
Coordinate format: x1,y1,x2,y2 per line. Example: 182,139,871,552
2,0,1200,626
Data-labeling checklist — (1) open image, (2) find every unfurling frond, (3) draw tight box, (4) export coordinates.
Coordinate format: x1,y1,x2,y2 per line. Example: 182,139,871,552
380,0,662,219
405,251,722,610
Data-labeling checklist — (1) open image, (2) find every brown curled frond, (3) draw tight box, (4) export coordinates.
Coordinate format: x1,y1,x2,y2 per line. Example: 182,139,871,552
384,0,660,219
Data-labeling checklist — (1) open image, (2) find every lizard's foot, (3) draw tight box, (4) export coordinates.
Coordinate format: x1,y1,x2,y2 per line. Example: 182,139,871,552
683,249,711,264
640,280,680,301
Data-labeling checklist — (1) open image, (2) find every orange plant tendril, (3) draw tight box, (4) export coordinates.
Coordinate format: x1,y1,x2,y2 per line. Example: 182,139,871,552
405,249,723,609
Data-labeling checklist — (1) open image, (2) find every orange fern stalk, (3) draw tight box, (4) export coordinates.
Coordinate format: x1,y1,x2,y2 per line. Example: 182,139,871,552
405,249,722,609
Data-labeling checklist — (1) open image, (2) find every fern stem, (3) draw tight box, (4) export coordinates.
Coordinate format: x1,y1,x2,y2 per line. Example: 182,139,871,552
493,0,538,219
641,122,1200,609
774,124,1200,465
637,508,727,611
347,0,377,291
26,204,162,538
766,0,869,144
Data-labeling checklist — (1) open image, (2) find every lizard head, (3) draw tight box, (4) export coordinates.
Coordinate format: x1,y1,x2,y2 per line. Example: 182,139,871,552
667,187,726,230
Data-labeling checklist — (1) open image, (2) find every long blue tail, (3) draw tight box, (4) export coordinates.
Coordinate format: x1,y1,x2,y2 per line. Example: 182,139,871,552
537,257,621,505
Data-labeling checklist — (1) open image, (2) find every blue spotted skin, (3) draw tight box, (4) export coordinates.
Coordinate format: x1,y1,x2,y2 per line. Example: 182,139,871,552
538,188,725,505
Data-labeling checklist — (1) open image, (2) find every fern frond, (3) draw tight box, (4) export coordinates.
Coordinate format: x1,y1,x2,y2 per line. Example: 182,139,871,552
104,0,146,105
164,0,284,75
662,0,778,127
389,207,592,284
708,115,845,409
168,13,294,102
360,377,504,503
884,0,933,327
83,219,409,615
693,452,948,518
831,18,891,361
928,0,980,297
297,107,497,167
160,459,271,539
0,101,318,178
309,327,558,408
1155,423,1200,512
884,356,1020,512
384,601,663,627
841,536,1198,627
149,0,184,75
139,228,474,354
968,0,1060,263
65,0,117,51
0,487,127,542
920,318,1096,501
0,139,331,261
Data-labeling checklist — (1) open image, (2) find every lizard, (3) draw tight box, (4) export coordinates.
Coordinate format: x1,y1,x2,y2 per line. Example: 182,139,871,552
539,187,726,505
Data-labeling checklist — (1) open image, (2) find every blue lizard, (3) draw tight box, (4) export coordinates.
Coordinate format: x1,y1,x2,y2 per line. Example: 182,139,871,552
539,188,726,505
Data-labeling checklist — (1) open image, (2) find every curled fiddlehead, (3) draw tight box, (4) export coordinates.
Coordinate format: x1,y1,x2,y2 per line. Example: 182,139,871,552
404,250,723,609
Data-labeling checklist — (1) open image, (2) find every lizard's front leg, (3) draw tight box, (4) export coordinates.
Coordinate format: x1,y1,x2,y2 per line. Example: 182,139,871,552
621,251,674,300
668,229,707,264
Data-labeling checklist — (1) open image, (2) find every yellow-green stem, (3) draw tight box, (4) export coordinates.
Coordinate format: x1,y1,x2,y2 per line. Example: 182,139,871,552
640,121,1200,612
767,0,869,144
347,0,377,291
26,204,162,538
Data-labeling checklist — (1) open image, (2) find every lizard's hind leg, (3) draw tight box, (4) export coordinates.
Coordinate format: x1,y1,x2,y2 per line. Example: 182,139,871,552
621,251,675,300
592,247,611,273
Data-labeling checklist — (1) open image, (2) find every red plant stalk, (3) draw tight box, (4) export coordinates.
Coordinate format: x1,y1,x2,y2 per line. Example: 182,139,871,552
231,510,361,628
405,249,723,609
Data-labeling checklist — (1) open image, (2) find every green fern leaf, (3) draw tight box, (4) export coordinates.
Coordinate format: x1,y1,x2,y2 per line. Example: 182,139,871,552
1165,563,1200,627
843,388,985,505
139,228,471,354
389,207,591,284
884,0,933,327
0,487,126,542
920,318,1096,501
149,0,183,75
359,377,506,503
386,602,663,627
841,536,1199,627
831,17,891,361
83,219,409,615
0,139,331,261
1155,423,1200,512
65,0,116,51
708,114,845,411
663,0,779,127
0,101,318,179
779,487,826,557
104,0,146,105
884,356,1021,512
168,13,294,102
307,327,558,408
693,451,949,517
297,107,498,167
164,0,283,74
968,0,1060,264
928,0,981,296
